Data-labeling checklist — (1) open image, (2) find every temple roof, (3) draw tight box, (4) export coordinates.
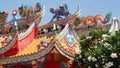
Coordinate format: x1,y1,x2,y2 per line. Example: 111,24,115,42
0,8,80,64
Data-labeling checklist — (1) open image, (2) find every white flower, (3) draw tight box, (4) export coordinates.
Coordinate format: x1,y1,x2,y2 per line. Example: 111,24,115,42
101,55,104,58
103,62,113,68
102,34,109,38
88,56,92,61
87,56,97,62
95,64,99,67
79,54,82,58
102,59,105,61
102,61,105,64
83,59,85,61
101,39,104,43
94,46,98,48
92,57,97,62
88,66,91,68
102,34,110,41
86,36,92,39
104,43,110,48
110,53,118,58
98,40,102,44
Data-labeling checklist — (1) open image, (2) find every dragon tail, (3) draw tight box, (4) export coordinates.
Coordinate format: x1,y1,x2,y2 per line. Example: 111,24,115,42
105,12,112,23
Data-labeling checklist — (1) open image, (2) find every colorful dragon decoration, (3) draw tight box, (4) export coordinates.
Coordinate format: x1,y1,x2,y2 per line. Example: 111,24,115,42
0,2,43,34
50,4,70,22
18,2,42,20
76,12,112,27
0,11,8,26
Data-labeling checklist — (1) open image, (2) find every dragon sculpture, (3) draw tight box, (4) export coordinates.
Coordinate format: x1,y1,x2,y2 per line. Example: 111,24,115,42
50,4,70,22
76,12,112,27
18,5,33,20
0,11,8,26
18,2,42,20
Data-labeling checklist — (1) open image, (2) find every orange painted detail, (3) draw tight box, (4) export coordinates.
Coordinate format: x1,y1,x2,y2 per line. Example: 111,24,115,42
79,15,108,27
94,15,108,24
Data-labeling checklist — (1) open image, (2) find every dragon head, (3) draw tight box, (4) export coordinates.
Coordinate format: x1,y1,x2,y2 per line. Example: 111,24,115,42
59,4,68,11
50,8,55,14
34,2,42,13
0,11,9,19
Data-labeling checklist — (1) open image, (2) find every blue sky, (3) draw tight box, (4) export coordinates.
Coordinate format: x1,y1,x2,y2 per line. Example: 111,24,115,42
0,0,120,25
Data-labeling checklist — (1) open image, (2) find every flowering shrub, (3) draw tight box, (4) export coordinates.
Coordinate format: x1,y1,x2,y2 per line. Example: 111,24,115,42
76,29,120,68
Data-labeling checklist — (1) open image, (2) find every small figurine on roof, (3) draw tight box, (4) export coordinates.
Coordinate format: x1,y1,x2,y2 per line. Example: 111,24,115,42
50,4,70,22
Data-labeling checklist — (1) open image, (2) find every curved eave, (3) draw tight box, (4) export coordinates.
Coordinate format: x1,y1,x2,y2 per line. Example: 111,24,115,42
54,26,80,60
55,35,79,60
0,36,55,64
18,22,35,40
35,10,45,26
55,44,75,60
